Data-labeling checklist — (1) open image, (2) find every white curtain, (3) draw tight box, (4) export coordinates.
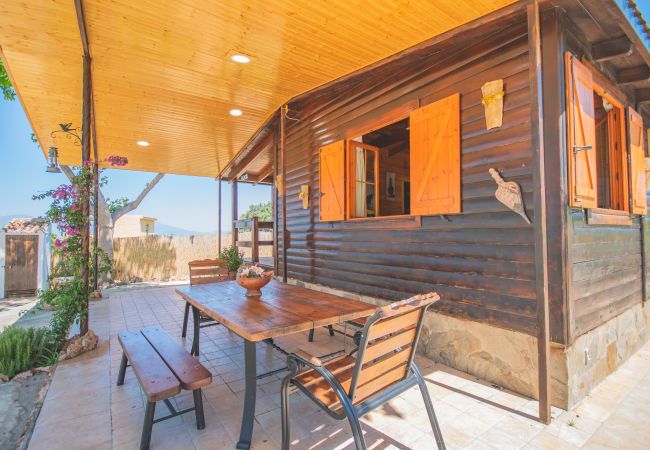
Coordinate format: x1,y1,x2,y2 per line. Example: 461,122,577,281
355,147,366,217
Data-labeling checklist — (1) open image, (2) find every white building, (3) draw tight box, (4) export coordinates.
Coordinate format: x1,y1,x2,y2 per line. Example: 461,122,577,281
113,215,157,238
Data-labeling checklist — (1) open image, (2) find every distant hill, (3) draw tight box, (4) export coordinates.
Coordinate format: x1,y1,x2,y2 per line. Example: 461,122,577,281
155,222,212,236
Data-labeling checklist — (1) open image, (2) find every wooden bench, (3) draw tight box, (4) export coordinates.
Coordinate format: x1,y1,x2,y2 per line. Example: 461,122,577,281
117,326,212,450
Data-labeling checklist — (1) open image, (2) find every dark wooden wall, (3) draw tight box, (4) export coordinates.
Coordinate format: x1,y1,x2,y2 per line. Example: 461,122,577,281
559,11,646,342
275,14,547,338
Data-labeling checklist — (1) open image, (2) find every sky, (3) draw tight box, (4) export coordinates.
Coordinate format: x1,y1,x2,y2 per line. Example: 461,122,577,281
0,99,270,233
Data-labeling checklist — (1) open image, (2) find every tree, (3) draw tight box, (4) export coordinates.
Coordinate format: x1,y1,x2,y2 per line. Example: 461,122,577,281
240,201,272,221
0,60,16,101
1,61,165,270
60,166,164,262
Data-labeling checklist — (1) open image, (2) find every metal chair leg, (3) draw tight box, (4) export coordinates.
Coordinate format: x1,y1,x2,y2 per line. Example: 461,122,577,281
140,401,156,450
117,353,128,386
308,327,315,342
181,302,190,338
193,388,205,429
413,366,446,450
344,407,366,450
280,376,292,450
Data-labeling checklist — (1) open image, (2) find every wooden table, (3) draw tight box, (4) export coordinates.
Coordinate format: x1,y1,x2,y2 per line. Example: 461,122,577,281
175,279,375,449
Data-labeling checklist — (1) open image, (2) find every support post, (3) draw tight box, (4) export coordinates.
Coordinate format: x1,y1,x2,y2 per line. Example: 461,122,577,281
251,217,259,263
281,105,288,283
273,123,279,275
91,93,100,296
528,0,552,424
217,177,222,255
79,52,91,335
232,179,238,249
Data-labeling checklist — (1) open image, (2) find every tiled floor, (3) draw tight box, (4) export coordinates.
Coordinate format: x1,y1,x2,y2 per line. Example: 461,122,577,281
27,285,650,449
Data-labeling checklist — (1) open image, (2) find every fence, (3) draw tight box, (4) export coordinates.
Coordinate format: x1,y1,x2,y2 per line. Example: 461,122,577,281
112,232,272,282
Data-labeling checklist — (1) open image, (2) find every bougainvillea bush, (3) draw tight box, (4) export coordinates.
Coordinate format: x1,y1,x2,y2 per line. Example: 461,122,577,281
34,157,125,346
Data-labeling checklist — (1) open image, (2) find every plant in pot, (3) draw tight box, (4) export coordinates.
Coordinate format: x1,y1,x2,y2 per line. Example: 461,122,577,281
236,265,273,297
219,245,244,279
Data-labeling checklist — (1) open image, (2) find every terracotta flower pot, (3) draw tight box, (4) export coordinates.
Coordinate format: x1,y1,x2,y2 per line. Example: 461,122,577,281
236,272,273,297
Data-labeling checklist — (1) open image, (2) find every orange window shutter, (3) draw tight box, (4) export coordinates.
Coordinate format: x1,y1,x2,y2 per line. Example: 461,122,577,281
628,107,647,215
409,93,461,216
566,53,598,208
319,140,346,221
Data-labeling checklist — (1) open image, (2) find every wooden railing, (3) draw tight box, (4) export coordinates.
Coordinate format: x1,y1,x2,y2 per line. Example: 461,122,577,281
233,217,273,263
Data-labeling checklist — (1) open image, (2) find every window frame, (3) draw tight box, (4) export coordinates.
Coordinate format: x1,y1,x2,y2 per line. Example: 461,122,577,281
344,108,414,222
347,141,380,219
567,54,635,219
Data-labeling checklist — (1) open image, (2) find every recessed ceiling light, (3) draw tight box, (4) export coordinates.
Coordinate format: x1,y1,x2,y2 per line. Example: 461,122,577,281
229,109,243,117
230,54,251,64
137,140,150,147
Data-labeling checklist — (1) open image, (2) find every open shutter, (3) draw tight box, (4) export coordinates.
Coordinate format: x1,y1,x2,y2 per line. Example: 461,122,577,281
319,140,346,221
409,93,461,215
628,107,647,215
566,53,597,208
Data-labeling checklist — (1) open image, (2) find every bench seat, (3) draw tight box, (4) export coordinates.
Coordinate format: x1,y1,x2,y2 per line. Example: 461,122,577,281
117,326,212,449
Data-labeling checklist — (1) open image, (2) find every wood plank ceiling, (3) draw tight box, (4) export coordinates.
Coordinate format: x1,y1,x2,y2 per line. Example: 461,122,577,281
0,0,516,177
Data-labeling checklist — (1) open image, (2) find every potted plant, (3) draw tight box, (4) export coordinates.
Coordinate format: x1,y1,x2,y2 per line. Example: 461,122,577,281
236,265,273,297
219,245,244,279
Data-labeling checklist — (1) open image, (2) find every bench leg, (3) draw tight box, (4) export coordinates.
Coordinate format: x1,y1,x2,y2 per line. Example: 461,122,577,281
181,302,190,338
327,325,335,336
308,327,315,342
193,388,205,430
140,401,156,450
117,353,128,386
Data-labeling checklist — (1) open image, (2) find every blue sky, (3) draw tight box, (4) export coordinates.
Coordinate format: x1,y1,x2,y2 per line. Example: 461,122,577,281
0,99,270,233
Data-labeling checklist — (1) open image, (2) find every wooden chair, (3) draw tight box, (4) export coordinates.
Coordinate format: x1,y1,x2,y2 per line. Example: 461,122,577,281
280,292,445,450
181,259,229,338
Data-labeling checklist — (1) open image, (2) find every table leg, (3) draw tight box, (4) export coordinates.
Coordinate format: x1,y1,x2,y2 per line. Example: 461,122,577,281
237,339,257,449
191,305,200,356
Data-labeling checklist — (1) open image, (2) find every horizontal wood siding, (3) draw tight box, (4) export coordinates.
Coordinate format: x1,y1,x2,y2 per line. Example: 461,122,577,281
570,211,643,337
277,19,541,337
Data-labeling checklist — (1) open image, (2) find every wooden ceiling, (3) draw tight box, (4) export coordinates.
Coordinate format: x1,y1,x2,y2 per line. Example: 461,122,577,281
0,0,517,177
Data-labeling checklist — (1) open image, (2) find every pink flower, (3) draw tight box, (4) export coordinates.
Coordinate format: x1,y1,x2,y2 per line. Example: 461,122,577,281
71,203,79,211
54,239,62,249
105,155,128,167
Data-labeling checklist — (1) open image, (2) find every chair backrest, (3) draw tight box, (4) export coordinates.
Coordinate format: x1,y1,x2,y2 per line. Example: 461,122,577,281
188,259,229,285
348,292,440,404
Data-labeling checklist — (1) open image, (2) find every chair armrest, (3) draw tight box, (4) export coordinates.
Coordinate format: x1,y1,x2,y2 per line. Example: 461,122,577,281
292,349,323,367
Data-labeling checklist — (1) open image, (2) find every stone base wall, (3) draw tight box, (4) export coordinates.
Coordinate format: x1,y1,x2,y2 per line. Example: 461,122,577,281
287,277,650,410
564,301,650,408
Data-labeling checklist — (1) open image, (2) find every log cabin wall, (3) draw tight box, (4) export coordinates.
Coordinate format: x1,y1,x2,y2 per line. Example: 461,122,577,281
275,11,557,341
558,11,647,343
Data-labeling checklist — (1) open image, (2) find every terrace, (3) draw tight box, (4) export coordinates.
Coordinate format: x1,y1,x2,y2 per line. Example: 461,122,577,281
25,284,650,450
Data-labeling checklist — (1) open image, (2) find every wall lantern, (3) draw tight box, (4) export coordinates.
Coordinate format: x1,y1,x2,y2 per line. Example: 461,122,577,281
46,146,62,173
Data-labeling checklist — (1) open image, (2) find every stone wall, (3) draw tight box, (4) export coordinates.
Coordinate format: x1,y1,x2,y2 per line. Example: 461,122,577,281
564,301,650,407
286,277,650,410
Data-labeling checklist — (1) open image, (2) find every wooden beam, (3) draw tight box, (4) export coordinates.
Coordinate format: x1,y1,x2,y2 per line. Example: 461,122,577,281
281,105,288,283
636,88,650,103
617,65,650,86
528,0,551,425
273,125,279,276
591,36,633,62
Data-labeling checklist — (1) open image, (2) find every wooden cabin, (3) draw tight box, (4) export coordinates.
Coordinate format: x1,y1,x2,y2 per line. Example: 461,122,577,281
223,0,650,409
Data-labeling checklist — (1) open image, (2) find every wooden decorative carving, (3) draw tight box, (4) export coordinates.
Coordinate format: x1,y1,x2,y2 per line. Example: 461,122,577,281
481,80,504,130
489,168,531,224
299,184,309,209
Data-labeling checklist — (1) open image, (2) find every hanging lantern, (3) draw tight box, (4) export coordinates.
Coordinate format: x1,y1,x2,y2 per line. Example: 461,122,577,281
46,146,62,173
